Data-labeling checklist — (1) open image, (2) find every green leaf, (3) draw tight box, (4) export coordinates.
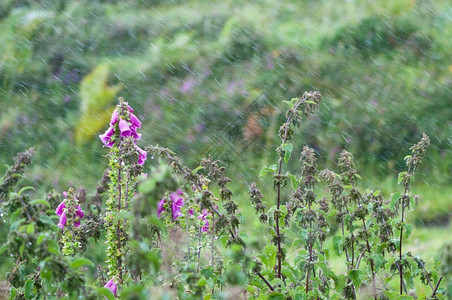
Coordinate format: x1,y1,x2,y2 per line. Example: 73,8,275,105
259,164,277,177
287,173,298,190
333,274,346,292
24,279,34,299
192,166,204,175
0,244,8,255
348,269,363,288
390,192,401,209
39,214,55,227
333,236,343,256
268,292,285,300
37,233,48,246
30,199,51,208
47,239,60,255
10,218,25,231
70,258,94,269
18,186,35,196
98,287,116,300
398,172,407,185
283,100,294,109
197,276,208,287
9,287,17,299
259,244,277,268
281,143,293,164
404,223,413,239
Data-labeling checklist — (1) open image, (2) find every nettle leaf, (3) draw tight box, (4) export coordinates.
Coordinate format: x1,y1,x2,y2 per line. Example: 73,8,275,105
287,173,298,190
348,269,363,288
333,274,346,292
30,199,51,208
0,244,7,255
18,186,35,196
47,239,60,255
398,172,407,185
70,257,94,269
259,244,277,268
259,164,277,177
390,192,401,209
98,287,116,300
268,291,285,299
283,100,294,110
371,253,386,270
384,291,414,300
333,236,343,256
39,214,56,227
281,262,297,284
281,143,293,164
404,223,413,239
24,279,34,299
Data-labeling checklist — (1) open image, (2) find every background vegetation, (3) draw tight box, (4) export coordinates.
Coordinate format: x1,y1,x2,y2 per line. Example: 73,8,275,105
0,0,451,297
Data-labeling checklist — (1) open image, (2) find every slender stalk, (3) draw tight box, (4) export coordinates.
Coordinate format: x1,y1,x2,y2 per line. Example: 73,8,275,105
431,276,443,298
117,157,123,281
399,181,409,295
257,272,274,291
274,100,303,278
416,258,434,291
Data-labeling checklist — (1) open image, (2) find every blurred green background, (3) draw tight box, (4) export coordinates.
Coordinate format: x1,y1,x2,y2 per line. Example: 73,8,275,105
1,0,451,290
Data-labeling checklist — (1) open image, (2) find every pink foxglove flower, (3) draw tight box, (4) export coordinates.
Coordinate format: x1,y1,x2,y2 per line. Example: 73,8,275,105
55,192,85,230
157,198,165,218
118,118,131,137
99,103,146,166
170,191,184,220
129,114,141,128
135,145,147,165
201,220,209,233
99,126,116,148
104,278,117,297
198,209,211,233
57,211,67,229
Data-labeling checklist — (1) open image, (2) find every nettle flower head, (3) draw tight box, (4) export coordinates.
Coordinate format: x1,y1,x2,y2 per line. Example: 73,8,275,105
99,98,147,166
55,189,84,230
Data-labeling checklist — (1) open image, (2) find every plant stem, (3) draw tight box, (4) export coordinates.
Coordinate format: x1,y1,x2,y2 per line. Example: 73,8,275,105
257,272,274,291
117,157,123,281
273,100,303,278
431,276,443,298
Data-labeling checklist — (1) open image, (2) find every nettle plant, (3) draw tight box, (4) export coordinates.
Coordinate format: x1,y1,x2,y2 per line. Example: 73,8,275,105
0,93,446,299
250,92,444,299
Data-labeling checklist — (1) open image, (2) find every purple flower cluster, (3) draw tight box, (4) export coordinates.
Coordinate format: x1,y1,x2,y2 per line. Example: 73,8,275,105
104,278,117,297
157,189,185,220
55,192,85,230
198,209,210,233
99,104,147,165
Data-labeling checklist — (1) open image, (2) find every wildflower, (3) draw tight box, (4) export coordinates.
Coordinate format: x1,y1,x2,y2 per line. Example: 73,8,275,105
170,191,184,220
118,118,131,137
110,110,118,125
135,145,147,165
188,208,194,216
129,113,141,128
55,192,85,230
157,198,165,218
198,209,210,233
57,211,67,229
99,126,116,148
201,220,209,232
104,278,117,297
